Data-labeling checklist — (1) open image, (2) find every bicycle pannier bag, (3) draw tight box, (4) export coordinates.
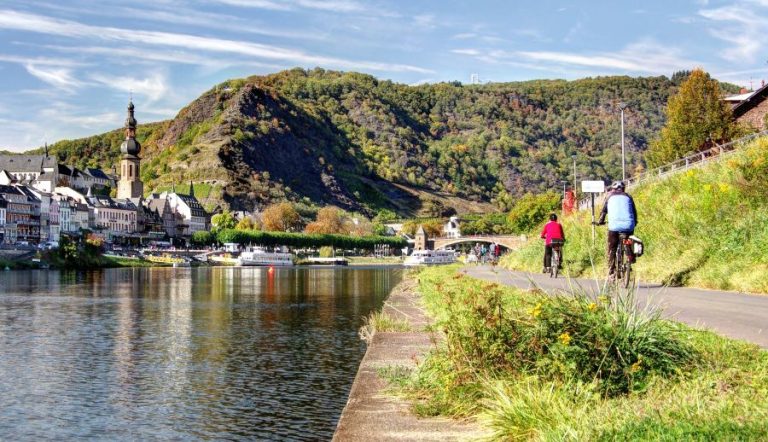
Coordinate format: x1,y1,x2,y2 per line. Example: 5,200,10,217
629,235,643,257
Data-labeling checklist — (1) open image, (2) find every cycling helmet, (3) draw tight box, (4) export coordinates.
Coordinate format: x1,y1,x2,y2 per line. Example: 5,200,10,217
610,181,625,191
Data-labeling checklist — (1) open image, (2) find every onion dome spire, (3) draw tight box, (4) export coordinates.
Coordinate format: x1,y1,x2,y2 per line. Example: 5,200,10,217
120,99,141,157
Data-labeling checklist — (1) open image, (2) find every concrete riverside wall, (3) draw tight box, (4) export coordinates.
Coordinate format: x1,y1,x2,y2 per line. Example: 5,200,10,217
333,277,488,441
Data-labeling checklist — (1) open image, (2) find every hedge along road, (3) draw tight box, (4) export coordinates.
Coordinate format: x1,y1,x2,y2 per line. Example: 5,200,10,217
465,265,768,349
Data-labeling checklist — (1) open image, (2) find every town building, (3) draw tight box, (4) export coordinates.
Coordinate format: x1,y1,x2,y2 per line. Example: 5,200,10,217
88,193,138,242
0,150,58,192
0,184,40,244
443,216,461,238
57,165,115,192
725,83,768,130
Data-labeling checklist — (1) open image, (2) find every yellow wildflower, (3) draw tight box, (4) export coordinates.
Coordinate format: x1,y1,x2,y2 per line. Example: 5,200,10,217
718,183,729,193
703,184,712,192
558,332,572,346
588,302,597,312
528,302,543,318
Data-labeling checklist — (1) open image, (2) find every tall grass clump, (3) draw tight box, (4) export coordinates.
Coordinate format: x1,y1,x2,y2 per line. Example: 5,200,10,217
358,311,411,343
504,137,768,293
392,266,768,440
432,273,695,397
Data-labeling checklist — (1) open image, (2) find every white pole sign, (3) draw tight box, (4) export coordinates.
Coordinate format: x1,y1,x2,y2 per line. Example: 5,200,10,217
581,180,605,193
580,180,605,241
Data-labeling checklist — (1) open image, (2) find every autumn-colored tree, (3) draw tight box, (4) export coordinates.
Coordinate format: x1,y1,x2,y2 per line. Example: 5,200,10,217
261,202,301,232
236,216,258,231
647,69,738,168
305,207,347,234
346,216,374,237
401,219,443,237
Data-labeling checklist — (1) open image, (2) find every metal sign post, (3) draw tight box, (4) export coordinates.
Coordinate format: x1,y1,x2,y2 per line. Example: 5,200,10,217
581,180,605,243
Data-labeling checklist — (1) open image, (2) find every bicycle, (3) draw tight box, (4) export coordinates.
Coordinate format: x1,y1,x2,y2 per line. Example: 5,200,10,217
549,239,565,278
613,233,635,288
593,223,635,288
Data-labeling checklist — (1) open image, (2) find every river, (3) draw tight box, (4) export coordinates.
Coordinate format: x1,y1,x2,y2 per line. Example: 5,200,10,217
0,266,402,440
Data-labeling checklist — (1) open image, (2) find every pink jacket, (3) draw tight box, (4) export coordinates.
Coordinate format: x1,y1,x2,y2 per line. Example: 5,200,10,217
540,221,565,246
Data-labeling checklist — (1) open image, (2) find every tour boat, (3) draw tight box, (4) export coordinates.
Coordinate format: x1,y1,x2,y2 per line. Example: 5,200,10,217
403,250,456,266
236,247,295,267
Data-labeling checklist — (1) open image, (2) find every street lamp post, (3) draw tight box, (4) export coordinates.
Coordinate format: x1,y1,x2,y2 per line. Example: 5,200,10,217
619,102,627,182
571,153,577,196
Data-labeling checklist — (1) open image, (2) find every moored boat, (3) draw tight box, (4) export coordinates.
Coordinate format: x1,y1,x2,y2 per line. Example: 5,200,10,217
403,250,456,266
236,247,295,266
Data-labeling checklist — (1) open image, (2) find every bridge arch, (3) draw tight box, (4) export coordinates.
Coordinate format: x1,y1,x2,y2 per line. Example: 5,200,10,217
432,235,525,251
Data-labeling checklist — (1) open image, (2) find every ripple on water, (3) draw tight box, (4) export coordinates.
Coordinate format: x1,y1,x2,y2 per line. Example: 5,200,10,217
0,267,401,440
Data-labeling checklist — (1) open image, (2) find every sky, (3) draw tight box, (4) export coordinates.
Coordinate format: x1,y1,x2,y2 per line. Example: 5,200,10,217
1,0,767,150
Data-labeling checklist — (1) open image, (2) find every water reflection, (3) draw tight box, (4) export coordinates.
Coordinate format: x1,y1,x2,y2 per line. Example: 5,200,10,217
0,266,401,440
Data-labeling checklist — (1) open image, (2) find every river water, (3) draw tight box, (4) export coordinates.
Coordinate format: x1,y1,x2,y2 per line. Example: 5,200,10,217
0,266,402,441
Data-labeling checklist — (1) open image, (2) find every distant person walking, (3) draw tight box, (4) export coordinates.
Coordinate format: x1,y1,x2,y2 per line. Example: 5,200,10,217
540,213,565,273
597,181,638,276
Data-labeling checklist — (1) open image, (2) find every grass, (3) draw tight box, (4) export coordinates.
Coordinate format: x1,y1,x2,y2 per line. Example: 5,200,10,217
389,266,768,440
504,137,768,294
359,310,412,343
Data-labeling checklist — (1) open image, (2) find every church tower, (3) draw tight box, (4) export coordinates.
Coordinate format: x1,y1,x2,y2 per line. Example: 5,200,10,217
117,100,144,199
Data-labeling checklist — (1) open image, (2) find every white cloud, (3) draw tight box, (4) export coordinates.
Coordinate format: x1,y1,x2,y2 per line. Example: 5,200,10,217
451,48,481,56
698,2,768,62
453,40,699,75
90,71,169,102
207,0,291,10
24,64,84,90
210,0,366,13
0,9,433,74
0,54,83,67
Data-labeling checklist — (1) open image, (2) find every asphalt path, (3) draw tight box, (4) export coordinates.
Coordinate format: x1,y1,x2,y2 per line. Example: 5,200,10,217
465,265,768,349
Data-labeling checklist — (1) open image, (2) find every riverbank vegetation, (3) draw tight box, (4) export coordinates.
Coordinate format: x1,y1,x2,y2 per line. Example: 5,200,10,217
503,137,768,293
386,266,767,440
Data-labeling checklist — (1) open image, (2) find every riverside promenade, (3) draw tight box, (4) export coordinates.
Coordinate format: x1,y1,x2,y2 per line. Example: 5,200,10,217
466,265,768,348
333,278,488,441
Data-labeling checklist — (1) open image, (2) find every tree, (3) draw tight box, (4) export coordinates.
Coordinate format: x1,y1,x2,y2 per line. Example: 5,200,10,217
305,207,346,234
211,210,237,232
261,202,301,232
191,231,216,246
647,69,738,168
507,192,560,233
236,216,258,230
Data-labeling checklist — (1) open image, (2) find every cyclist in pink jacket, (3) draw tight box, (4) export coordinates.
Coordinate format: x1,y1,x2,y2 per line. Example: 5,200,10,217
540,213,565,273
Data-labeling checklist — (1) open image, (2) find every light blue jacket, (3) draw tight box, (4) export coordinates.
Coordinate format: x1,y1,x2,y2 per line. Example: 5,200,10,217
600,192,637,232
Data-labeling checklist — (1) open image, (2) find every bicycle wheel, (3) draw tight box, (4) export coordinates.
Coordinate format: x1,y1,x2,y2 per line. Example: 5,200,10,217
622,259,632,288
550,249,559,278
613,245,623,284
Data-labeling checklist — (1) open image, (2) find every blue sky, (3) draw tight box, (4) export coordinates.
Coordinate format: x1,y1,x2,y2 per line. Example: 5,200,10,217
1,0,767,150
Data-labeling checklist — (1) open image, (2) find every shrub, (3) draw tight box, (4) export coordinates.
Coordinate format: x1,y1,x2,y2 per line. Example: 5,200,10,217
431,275,696,397
507,192,560,233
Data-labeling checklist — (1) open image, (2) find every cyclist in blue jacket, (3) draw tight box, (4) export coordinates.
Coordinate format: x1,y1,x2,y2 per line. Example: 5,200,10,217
597,181,638,275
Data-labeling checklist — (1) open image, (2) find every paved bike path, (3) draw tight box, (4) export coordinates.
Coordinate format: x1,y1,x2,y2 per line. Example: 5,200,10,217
465,266,768,349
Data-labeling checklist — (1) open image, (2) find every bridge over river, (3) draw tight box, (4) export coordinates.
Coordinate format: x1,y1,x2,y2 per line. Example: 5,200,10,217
433,234,527,251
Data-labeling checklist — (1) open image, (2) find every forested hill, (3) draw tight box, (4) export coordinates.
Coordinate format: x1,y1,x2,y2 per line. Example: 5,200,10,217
38,69,733,215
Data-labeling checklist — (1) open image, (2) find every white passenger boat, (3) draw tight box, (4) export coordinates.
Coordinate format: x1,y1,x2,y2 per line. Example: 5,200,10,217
236,247,295,267
403,250,456,266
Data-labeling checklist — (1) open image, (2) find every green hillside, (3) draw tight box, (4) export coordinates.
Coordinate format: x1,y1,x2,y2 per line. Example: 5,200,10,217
31,69,734,215
504,138,768,293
